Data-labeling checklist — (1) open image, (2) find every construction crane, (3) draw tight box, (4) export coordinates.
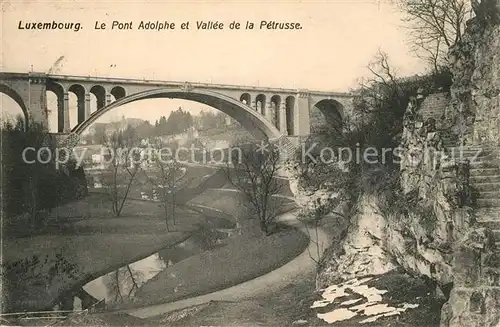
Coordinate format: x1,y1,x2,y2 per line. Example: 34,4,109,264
46,55,66,75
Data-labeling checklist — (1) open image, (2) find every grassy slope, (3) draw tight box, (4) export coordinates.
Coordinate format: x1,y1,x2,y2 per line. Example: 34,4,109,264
131,223,308,307
125,189,304,308
2,195,207,312
3,179,301,318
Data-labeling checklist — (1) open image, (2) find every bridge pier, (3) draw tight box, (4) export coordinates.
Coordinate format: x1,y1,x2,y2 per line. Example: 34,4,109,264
105,92,113,107
77,94,88,124
279,104,288,135
85,94,91,119
265,101,273,123
57,92,70,133
295,91,311,136
0,74,51,129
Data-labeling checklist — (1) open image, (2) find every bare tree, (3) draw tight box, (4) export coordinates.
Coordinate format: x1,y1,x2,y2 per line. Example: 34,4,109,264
101,126,142,217
395,0,470,71
222,142,285,235
366,50,406,110
144,140,184,230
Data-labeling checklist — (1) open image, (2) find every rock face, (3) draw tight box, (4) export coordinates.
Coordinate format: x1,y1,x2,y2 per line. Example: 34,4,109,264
440,1,500,325
332,195,398,279
289,1,500,326
440,228,500,327
310,87,479,285
448,0,500,147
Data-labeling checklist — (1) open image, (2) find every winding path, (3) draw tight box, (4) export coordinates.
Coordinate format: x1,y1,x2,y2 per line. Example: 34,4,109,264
122,207,330,319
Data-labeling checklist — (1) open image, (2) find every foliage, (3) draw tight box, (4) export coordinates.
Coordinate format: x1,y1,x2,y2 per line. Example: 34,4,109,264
395,0,471,72
134,120,155,139
194,110,227,131
222,142,285,234
1,118,86,228
90,123,107,144
294,51,452,233
306,51,450,174
88,107,195,143
1,253,80,312
296,53,407,205
154,107,194,136
132,225,308,306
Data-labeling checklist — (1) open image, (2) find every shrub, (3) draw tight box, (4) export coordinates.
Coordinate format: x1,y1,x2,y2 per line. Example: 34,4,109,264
1,119,87,229
293,52,451,231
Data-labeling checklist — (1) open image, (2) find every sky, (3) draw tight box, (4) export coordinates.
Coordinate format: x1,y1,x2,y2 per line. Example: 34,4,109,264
1,0,427,131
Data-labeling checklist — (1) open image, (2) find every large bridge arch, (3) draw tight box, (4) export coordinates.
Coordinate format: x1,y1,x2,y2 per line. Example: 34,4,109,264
0,83,29,126
72,87,283,140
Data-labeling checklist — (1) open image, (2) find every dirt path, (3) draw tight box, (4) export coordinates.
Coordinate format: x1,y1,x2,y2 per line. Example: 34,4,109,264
122,208,330,319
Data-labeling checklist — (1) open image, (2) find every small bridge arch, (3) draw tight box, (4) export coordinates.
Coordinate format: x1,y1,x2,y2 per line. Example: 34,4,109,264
309,97,346,133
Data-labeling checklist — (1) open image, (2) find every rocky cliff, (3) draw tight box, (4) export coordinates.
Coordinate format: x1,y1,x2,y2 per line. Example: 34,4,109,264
289,1,500,325
440,1,500,325
312,94,476,294
449,0,500,147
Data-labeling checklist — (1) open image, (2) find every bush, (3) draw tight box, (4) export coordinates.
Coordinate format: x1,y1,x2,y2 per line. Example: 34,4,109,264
293,53,452,228
1,119,88,229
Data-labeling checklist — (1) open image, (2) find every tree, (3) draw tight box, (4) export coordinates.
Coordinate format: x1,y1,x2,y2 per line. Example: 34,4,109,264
195,110,226,131
2,117,85,231
101,125,142,217
166,107,193,134
135,120,155,139
92,123,107,144
144,140,184,230
222,142,285,234
2,118,56,225
395,0,470,72
154,108,194,136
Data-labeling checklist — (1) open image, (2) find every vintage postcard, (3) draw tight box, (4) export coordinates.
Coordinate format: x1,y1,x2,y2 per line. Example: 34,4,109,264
1,0,499,326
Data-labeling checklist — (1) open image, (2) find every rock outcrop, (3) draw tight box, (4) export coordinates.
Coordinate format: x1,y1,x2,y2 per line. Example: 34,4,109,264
448,0,500,147
440,1,500,325
314,108,474,291
289,1,500,325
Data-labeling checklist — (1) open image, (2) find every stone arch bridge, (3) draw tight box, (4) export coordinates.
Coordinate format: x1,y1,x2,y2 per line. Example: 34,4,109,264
0,72,353,142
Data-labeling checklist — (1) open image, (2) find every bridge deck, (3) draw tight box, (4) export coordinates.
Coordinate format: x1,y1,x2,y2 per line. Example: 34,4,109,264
0,71,352,97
